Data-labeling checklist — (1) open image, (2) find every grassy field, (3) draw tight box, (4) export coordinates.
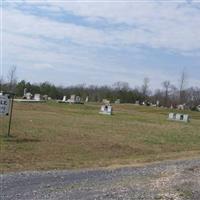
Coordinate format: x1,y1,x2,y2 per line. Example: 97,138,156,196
1,102,200,172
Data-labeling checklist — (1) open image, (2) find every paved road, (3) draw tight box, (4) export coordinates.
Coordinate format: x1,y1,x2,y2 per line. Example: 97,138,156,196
1,159,200,200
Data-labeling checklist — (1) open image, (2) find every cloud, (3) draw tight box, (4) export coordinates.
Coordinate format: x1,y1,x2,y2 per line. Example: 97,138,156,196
2,10,109,47
2,1,200,88
3,1,200,52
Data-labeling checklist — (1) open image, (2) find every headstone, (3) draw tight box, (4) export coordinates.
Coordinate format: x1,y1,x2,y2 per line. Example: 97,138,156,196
25,92,32,100
183,114,190,122
168,113,176,120
177,104,185,110
145,101,151,106
197,105,200,112
156,100,160,107
70,95,76,102
175,113,182,120
176,113,190,122
135,100,140,105
85,96,89,103
102,99,110,105
168,113,190,122
99,105,112,115
75,96,81,103
24,88,27,96
34,94,41,101
115,99,120,104
65,95,82,104
43,95,48,100
63,96,67,102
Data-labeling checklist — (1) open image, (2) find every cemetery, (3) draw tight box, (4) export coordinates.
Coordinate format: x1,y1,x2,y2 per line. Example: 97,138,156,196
1,2,200,198
14,88,47,103
1,100,200,173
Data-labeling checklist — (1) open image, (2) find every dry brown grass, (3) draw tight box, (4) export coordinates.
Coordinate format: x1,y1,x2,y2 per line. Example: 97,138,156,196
0,102,200,172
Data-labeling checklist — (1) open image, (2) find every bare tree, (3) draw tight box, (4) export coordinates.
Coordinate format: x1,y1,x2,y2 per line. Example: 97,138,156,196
162,80,171,106
7,65,17,92
179,69,188,104
141,77,150,97
169,84,179,105
186,87,200,107
112,81,129,91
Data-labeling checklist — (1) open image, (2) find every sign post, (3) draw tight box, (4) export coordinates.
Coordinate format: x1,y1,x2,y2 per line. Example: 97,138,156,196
0,92,15,137
7,95,14,137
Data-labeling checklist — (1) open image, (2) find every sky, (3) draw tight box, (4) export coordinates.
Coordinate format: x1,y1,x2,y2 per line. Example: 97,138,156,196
1,0,200,89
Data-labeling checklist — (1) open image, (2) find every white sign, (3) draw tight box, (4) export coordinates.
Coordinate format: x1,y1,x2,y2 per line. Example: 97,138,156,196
0,95,10,116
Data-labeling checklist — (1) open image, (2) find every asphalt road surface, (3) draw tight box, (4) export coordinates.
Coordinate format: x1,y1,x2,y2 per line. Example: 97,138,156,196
1,158,200,200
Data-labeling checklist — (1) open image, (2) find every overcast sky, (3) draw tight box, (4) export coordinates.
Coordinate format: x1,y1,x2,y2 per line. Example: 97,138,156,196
1,0,200,89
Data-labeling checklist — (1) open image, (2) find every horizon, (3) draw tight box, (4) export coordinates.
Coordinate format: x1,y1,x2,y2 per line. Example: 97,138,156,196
1,1,200,90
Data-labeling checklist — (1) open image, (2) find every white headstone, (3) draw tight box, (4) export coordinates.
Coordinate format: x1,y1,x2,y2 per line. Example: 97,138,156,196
177,104,185,110
107,106,112,113
183,114,190,122
34,94,41,101
99,105,112,115
135,100,140,105
75,96,81,103
115,99,120,104
43,95,48,100
85,96,89,103
24,88,27,96
168,113,176,120
70,95,76,101
63,96,67,102
168,113,190,123
100,105,105,112
175,113,182,120
25,92,32,100
102,99,110,104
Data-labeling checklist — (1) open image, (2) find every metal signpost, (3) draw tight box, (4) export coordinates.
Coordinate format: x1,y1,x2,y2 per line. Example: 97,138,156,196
0,92,15,137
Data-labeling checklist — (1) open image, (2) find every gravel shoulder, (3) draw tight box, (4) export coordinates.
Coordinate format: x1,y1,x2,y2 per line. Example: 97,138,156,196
1,158,200,200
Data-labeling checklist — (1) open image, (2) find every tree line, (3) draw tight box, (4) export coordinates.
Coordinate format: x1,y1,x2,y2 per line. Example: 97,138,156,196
0,66,200,109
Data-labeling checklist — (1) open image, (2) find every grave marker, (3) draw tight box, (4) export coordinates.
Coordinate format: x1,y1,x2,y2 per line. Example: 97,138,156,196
99,105,112,115
168,113,190,123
